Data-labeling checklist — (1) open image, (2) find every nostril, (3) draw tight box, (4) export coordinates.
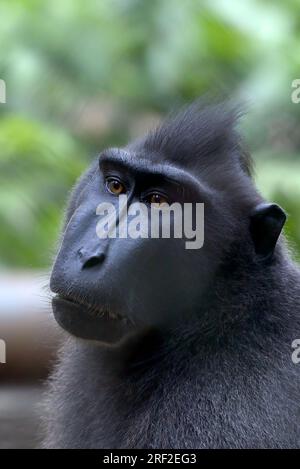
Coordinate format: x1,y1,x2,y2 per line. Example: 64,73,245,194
82,253,105,269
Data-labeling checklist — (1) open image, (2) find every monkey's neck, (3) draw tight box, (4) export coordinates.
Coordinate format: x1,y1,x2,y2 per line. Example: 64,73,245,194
45,248,300,448
114,245,300,369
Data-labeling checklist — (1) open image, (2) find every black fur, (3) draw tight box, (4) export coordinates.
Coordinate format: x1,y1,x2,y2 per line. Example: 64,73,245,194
42,101,300,449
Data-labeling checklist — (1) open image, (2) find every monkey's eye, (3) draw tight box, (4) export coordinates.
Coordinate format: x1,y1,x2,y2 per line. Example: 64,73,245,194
106,178,126,195
146,193,168,207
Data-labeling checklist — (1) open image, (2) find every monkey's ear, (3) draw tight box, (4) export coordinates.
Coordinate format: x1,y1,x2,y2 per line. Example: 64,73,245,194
250,203,286,259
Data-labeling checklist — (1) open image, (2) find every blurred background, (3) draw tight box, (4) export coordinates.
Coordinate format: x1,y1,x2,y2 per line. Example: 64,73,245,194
0,0,300,448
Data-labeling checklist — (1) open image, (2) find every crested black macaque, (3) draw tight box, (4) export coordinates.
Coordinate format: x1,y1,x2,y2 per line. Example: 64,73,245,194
43,101,300,449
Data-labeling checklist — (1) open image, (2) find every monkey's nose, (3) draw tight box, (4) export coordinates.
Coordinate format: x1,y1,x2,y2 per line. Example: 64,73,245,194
78,248,106,270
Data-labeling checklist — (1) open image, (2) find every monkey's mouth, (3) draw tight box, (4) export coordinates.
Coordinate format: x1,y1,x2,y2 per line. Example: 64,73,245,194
52,295,135,344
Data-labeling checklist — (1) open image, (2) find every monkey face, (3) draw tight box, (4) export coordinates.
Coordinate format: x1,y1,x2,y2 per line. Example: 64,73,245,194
50,149,221,345
50,107,286,346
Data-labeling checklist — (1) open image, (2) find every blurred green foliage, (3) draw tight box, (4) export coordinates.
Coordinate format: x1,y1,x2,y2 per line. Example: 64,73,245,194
0,0,299,268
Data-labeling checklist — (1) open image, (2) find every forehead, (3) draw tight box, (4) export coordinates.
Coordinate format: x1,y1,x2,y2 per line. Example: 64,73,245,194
100,148,175,179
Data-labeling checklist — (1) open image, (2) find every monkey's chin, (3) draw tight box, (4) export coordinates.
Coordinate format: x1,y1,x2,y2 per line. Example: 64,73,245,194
52,297,135,345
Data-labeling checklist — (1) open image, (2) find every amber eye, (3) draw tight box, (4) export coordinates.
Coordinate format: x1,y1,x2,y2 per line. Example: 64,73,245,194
106,178,125,195
148,193,168,207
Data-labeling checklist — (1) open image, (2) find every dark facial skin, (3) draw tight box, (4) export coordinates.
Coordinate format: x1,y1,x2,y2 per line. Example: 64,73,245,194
50,149,215,344
50,145,286,346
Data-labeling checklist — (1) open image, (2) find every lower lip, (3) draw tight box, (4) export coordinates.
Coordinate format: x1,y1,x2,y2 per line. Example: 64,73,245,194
52,297,131,344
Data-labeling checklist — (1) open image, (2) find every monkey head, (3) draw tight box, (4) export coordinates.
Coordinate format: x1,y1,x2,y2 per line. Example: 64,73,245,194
50,102,286,345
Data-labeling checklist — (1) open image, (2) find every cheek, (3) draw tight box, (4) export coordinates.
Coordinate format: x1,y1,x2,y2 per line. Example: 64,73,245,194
106,238,203,324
